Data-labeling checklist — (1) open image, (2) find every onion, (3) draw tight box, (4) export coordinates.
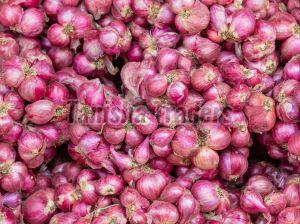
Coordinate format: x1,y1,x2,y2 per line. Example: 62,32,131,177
281,34,300,61
172,0,209,35
272,122,298,146
222,208,251,224
191,180,220,212
134,137,151,165
183,35,221,64
283,175,300,207
245,175,274,196
97,175,125,196
49,212,78,224
132,106,158,135
244,92,276,133
192,146,219,170
191,63,220,93
159,182,184,203
18,8,45,37
0,3,23,28
166,81,188,105
25,100,56,124
136,169,169,200
264,192,287,215
177,191,200,224
147,201,179,224
22,188,56,224
198,121,231,151
288,131,300,156
240,190,268,214
277,207,300,224
171,123,198,158
54,183,81,211
219,149,248,181
283,55,300,81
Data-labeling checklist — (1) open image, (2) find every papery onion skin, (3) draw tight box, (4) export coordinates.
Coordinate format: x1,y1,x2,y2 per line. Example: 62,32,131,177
287,132,300,156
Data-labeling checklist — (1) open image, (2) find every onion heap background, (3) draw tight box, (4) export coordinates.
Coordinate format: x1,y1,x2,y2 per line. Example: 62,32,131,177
0,0,299,223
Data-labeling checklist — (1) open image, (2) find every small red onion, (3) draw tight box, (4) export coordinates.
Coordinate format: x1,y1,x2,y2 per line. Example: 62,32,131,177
54,183,80,211
0,3,23,28
272,122,298,146
264,191,287,215
288,131,300,156
198,121,231,151
240,190,268,214
191,63,221,93
219,149,248,181
160,182,184,203
191,180,220,212
173,0,210,35
192,146,220,170
277,207,300,224
18,8,45,37
244,92,276,133
171,123,198,158
97,175,125,196
245,175,274,196
147,201,179,224
136,169,169,200
22,188,56,224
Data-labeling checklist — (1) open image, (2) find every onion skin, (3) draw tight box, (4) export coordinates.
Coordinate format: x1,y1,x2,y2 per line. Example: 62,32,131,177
245,175,274,196
277,207,300,224
264,192,287,215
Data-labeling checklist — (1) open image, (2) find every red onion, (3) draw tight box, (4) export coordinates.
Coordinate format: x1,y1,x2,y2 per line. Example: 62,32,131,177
281,34,300,61
172,0,210,35
0,3,23,28
125,124,144,148
25,100,56,124
191,180,220,212
97,175,125,196
283,175,300,207
227,8,256,41
269,12,298,40
171,123,198,158
54,183,81,211
136,169,169,200
43,0,63,18
18,130,45,168
288,131,300,156
222,208,251,224
277,207,300,224
166,81,188,105
159,182,184,203
283,55,300,81
198,121,231,151
276,97,299,123
272,122,298,146
219,149,248,181
2,192,21,208
134,137,151,165
22,188,56,224
191,63,220,93
131,106,158,135
156,48,178,74
244,92,276,133
192,146,220,170
110,146,137,171
183,35,221,64
18,8,45,37
0,142,16,173
264,191,287,215
177,191,200,224
147,201,179,224
240,190,268,214
245,175,274,196
49,212,78,224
